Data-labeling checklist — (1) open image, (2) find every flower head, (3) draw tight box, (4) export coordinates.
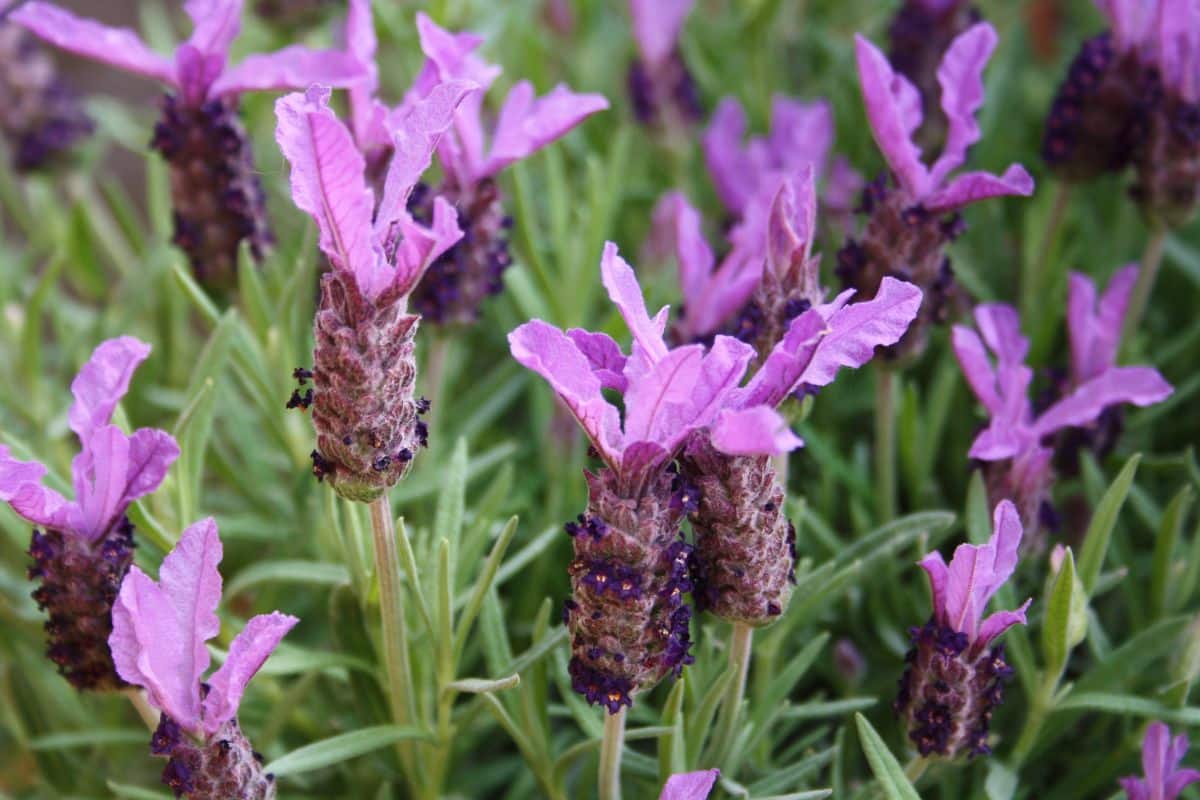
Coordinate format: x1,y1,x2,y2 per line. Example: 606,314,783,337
1120,722,1200,800
626,0,701,126
660,769,719,800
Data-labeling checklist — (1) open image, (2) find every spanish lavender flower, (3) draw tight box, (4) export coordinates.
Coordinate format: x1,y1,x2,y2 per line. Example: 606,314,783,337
275,81,476,503
895,500,1031,758
0,21,92,172
109,518,297,799
660,769,719,799
1120,722,1200,800
11,0,364,292
510,242,797,711
839,23,1034,360
953,302,1172,543
627,0,702,127
887,0,982,149
0,337,179,690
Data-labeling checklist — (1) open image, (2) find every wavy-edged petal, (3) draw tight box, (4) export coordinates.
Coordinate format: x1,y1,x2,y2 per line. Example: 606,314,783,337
202,612,298,735
600,242,669,365
709,406,803,456
0,446,69,530
567,329,628,391
976,599,1031,647
1033,366,1173,438
123,428,181,509
659,768,719,800
211,46,364,97
481,82,608,178
735,308,826,409
928,22,997,186
802,277,922,387
630,0,693,67
922,165,1034,213
854,34,928,198
68,337,151,443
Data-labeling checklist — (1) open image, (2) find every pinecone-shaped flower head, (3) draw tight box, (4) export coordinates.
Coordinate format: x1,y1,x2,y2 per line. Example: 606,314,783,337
627,0,702,128
1120,722,1200,800
11,0,365,293
895,500,1030,758
840,24,1033,360
109,518,297,800
275,82,478,502
0,337,179,690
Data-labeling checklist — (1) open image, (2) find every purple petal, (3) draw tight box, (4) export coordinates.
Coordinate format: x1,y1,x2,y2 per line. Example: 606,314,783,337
973,303,1028,368
0,446,69,530
680,336,758,438
854,34,929,198
210,46,365,97
767,96,835,178
183,0,242,65
508,320,624,468
389,197,465,298
344,0,382,148
928,23,997,186
600,243,669,366
1118,776,1150,800
735,308,826,408
976,600,1031,647
943,540,994,639
481,82,609,178
158,518,223,720
71,426,131,542
622,344,705,447
123,429,181,508
919,551,950,626
654,192,714,309
201,612,298,735
703,98,755,214
1033,366,1173,438
1144,722,1172,793
952,325,1002,415
1154,0,1200,99
630,0,693,67
68,337,151,444
1067,265,1137,382
566,329,628,391
10,3,176,86
982,500,1023,605
709,406,803,456
413,12,501,91
1098,0,1154,51
659,768,719,800
801,277,923,387
922,165,1035,213
766,171,818,288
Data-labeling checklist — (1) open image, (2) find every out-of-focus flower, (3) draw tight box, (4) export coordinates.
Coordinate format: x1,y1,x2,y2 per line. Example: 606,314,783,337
254,0,334,28
1120,722,1200,800
896,500,1030,758
0,337,179,691
659,769,719,800
275,82,476,502
0,22,91,172
11,0,364,292
110,518,296,799
839,23,1034,360
626,0,701,128
952,302,1171,541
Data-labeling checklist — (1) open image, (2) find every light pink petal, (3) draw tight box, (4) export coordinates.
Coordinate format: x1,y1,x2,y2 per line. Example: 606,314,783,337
709,406,803,456
659,768,719,800
481,82,609,178
943,540,995,639
210,46,365,97
982,500,1023,603
952,325,1002,415
1143,722,1172,793
922,165,1035,213
68,337,151,443
735,308,826,408
10,3,176,86
566,329,628,391
509,321,624,468
274,87,384,296
801,277,922,387
0,446,70,530
678,336,758,439
72,426,131,542
159,518,224,719
600,243,669,365
766,171,818,286
653,192,715,307
389,197,465,298
413,12,501,91
689,246,763,338
854,34,929,198
623,344,705,446
123,429,180,507
976,600,1031,647
344,0,381,146
768,96,834,176
630,0,693,67
928,23,998,186
201,612,298,735
183,0,242,64
1033,366,1173,438
974,303,1028,368
703,98,755,214
919,551,950,627
1098,0,1153,51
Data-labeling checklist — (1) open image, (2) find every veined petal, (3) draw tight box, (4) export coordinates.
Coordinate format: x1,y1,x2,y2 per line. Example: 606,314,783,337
481,82,608,178
72,426,131,542
735,308,825,409
68,336,152,443
922,165,1034,213
630,0,693,67
211,46,365,97
123,429,180,509
201,612,298,735
600,242,670,365
709,406,803,456
976,600,1031,647
928,23,997,187
0,446,70,531
183,0,242,65
766,171,818,288
622,344,704,447
1033,366,1173,438
854,34,929,198
659,768,719,800
919,551,950,627
566,329,628,392
389,198,465,298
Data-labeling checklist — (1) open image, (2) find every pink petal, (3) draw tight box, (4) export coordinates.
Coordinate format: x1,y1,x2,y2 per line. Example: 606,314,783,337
709,406,803,456
922,165,1035,213
68,336,151,443
566,329,628,391
1096,265,1138,361
10,3,176,86
982,500,1024,603
919,551,950,626
735,308,826,408
622,344,705,446
659,768,719,800
952,325,1002,415
966,421,1024,462
481,82,609,178
1033,366,1173,438
1118,776,1150,800
1069,265,1137,382
654,192,714,308
1166,769,1200,799
854,34,929,198
389,197,464,298
766,171,818,288
344,0,381,147
183,0,242,64
801,277,923,387
201,612,298,735
630,0,693,67
508,320,624,468
123,428,180,508
413,12,501,91
600,243,670,366
1098,0,1154,51
973,303,1028,368
677,336,758,441
976,600,1031,647
943,540,995,639
72,426,131,542
210,46,365,97
928,23,998,186
0,446,69,530
767,96,835,177
703,98,755,214
1144,722,1172,793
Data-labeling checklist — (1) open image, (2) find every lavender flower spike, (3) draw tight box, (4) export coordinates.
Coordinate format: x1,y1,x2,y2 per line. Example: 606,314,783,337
0,337,179,690
110,518,297,799
660,769,719,800
1120,722,1200,800
11,0,365,291
839,23,1034,359
275,81,477,502
896,500,1031,758
627,0,701,127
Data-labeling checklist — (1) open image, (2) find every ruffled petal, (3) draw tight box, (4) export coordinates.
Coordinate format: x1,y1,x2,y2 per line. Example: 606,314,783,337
928,23,998,186
922,165,1035,213
201,612,298,735
659,768,719,800
709,406,803,456
210,46,365,97
480,82,608,178
566,329,628,392
600,243,670,366
68,337,151,444
853,34,929,198
1033,366,1173,438
0,446,70,530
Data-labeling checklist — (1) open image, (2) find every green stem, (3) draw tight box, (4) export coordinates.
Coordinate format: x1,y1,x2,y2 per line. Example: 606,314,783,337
1022,181,1072,320
599,708,626,800
1121,226,1169,356
903,755,930,784
124,688,159,732
875,368,898,523
1010,673,1056,768
709,623,754,765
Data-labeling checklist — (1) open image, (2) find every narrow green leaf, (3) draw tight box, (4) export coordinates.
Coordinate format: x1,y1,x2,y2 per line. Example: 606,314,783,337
855,714,921,800
1151,486,1193,618
453,516,520,666
1078,454,1141,595
30,729,147,750
446,674,521,694
263,725,431,777
659,676,687,782
225,561,350,598
1053,692,1200,725
107,781,172,800
1042,548,1087,681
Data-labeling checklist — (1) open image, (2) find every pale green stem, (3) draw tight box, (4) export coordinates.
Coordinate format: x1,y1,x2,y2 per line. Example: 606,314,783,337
1010,672,1057,768
875,368,897,523
1121,226,1169,356
599,708,626,800
903,754,930,784
124,688,159,731
1022,181,1072,320
709,623,754,765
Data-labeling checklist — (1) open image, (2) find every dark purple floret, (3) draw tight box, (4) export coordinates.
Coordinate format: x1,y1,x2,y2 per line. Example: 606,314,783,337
151,714,278,799
627,50,702,128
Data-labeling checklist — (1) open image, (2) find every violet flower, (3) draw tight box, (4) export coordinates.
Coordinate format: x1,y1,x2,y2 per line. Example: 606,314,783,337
953,301,1172,542
0,337,179,691
627,0,702,127
896,499,1031,758
838,23,1034,360
1120,722,1200,800
110,517,297,799
275,81,476,502
11,0,364,292
509,242,798,711
660,769,719,800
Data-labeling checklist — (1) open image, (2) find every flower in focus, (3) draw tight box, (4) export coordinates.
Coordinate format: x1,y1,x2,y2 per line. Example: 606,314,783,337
0,337,179,690
839,23,1034,360
1119,722,1200,800
627,0,701,128
110,518,297,799
895,499,1030,758
659,769,719,799
11,0,365,292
